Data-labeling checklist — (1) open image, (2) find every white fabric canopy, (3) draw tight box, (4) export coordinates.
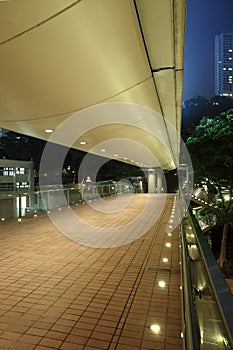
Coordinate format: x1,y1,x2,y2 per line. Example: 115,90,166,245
0,0,186,170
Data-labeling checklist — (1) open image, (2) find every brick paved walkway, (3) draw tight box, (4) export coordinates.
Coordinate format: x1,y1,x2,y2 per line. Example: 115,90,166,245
0,194,183,350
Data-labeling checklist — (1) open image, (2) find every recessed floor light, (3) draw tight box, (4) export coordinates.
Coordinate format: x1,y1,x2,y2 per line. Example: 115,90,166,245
44,129,53,133
80,141,87,145
158,281,166,288
150,324,161,334
165,242,171,247
162,258,168,263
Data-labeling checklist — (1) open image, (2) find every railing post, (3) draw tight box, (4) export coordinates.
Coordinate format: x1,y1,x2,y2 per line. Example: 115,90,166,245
47,191,50,211
18,192,22,220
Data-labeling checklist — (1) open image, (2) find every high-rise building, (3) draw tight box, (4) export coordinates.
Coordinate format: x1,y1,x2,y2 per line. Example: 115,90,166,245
215,33,233,97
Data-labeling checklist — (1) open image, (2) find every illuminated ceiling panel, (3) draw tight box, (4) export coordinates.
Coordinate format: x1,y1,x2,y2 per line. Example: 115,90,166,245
0,0,186,170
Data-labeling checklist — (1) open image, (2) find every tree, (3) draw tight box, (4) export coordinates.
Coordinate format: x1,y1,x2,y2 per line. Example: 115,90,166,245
182,95,233,141
186,109,233,268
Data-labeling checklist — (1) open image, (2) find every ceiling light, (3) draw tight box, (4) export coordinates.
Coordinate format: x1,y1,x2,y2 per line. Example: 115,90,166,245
44,129,53,133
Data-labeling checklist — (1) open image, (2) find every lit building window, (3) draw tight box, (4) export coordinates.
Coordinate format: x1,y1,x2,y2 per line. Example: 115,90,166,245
16,168,25,174
16,182,29,188
1,167,14,176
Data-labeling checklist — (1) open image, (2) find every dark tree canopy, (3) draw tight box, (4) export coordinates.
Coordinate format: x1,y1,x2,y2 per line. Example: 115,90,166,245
182,95,233,140
186,109,233,188
186,109,233,269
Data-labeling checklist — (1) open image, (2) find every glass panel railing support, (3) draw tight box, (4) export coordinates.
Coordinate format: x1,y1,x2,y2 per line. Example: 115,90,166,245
181,221,201,350
18,192,22,220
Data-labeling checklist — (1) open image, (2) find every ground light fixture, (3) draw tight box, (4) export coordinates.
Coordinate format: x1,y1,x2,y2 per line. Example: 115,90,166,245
165,242,171,247
44,129,54,133
150,324,161,334
162,258,168,263
158,281,166,288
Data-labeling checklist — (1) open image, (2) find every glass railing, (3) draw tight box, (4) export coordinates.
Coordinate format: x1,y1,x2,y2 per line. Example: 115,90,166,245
181,208,233,350
0,181,135,221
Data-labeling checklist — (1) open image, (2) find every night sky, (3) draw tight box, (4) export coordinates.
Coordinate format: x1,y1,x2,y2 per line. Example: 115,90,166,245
183,0,233,102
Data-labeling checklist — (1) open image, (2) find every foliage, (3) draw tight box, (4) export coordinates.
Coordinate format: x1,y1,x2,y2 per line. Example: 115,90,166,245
186,109,233,191
182,95,233,140
186,108,233,268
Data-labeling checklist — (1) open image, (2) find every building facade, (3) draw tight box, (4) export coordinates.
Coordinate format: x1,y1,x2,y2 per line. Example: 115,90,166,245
0,159,34,192
215,33,233,97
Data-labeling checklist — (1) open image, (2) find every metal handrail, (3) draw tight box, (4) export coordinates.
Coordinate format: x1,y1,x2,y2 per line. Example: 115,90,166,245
181,207,233,349
189,209,233,348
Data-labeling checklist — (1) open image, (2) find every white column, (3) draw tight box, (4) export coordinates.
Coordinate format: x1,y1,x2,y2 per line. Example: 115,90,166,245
148,169,156,193
156,169,162,193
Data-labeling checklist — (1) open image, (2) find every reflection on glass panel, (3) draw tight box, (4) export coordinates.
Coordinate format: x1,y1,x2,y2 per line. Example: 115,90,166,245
0,183,132,221
183,214,232,349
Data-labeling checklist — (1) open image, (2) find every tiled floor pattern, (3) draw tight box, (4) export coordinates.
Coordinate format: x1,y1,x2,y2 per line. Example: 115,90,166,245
0,194,183,350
